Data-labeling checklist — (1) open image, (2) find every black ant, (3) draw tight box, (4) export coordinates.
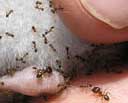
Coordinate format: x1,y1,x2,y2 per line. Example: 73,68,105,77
16,52,29,63
36,1,42,5
49,0,55,13
49,44,57,52
65,46,70,59
56,59,62,68
36,69,45,78
42,34,48,44
35,1,44,11
32,26,37,32
79,83,93,93
49,0,64,14
6,10,13,18
32,66,37,70
32,41,38,52
44,26,55,35
91,86,110,102
0,36,2,39
80,84,92,88
42,26,54,44
5,32,14,38
44,66,53,74
33,66,53,79
49,0,53,8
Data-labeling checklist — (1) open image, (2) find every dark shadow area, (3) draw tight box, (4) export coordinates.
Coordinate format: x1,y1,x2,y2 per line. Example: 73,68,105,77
63,41,128,86
70,41,128,75
1,42,128,103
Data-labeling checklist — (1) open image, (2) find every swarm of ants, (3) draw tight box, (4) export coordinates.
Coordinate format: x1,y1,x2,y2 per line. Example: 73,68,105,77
1,0,128,103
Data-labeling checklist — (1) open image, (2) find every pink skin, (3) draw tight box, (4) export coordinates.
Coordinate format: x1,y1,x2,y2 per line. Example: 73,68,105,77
81,0,128,29
53,0,128,44
29,66,128,103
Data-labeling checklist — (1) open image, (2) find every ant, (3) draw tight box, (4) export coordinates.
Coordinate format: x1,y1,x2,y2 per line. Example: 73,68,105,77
32,26,37,32
0,36,2,39
42,34,48,44
35,1,44,11
49,0,55,13
44,26,55,35
80,83,92,88
91,86,110,102
42,26,54,44
5,32,14,38
36,1,42,5
36,69,45,78
32,41,38,52
65,46,70,59
79,82,93,93
44,66,53,74
56,59,62,68
49,0,53,8
49,0,64,14
6,10,13,18
49,44,57,52
33,66,52,79
32,66,38,70
16,52,29,63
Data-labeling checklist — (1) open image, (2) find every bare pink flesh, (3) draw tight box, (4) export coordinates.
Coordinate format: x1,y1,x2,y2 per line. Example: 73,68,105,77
29,67,128,103
0,66,64,96
81,0,128,29
53,0,128,44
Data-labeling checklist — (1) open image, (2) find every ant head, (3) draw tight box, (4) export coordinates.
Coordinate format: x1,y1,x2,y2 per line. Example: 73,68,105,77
92,87,101,93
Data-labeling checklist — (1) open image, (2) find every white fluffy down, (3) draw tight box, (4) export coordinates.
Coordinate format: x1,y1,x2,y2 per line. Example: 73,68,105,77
0,0,90,96
0,0,90,75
